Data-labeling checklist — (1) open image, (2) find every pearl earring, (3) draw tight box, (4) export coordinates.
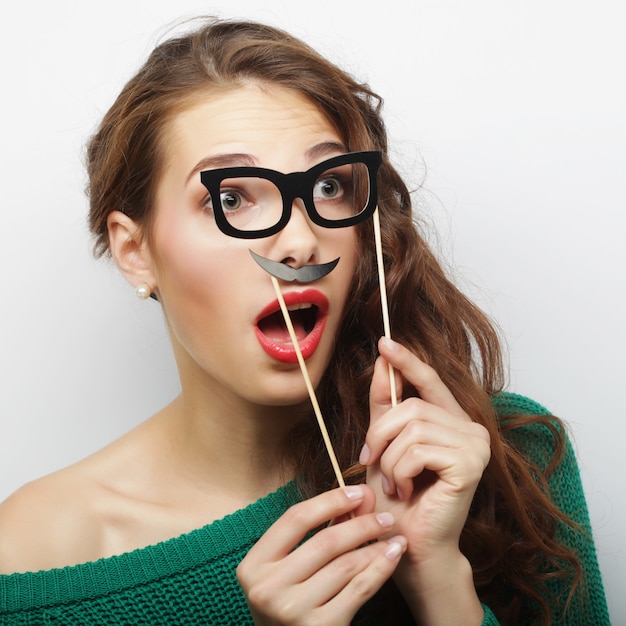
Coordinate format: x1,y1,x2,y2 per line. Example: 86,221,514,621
136,284,151,300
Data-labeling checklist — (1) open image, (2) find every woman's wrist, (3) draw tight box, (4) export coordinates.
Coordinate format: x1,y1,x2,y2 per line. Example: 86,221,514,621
394,548,484,626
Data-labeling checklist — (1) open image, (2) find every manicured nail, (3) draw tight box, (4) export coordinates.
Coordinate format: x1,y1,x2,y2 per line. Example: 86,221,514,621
344,485,365,502
381,336,399,351
381,475,393,495
384,538,407,560
376,512,395,528
359,444,371,465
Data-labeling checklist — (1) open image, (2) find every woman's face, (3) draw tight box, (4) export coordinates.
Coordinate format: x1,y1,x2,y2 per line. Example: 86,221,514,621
145,84,359,408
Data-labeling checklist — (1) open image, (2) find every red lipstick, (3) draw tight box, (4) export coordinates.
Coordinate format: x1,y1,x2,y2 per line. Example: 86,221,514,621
255,289,329,363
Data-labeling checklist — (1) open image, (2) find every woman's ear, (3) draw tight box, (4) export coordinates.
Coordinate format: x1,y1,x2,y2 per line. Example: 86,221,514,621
107,211,157,291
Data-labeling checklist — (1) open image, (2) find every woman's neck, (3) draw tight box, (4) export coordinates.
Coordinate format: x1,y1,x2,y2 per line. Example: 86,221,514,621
151,389,306,500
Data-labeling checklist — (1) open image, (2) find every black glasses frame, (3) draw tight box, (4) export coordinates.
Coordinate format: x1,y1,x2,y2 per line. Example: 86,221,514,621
200,151,382,239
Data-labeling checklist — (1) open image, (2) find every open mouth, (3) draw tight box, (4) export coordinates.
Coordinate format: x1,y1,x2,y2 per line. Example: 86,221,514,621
254,290,329,363
257,303,319,343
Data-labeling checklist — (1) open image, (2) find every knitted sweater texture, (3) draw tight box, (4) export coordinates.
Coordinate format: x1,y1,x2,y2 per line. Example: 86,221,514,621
0,393,610,625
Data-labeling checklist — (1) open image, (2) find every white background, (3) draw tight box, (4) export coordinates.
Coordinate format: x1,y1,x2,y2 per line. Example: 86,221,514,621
0,0,623,620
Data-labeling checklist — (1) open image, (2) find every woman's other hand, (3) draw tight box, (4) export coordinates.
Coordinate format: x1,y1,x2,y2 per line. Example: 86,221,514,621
237,484,407,625
360,337,489,624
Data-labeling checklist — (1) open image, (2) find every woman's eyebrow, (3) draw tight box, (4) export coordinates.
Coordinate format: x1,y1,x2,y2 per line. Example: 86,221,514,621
188,153,257,182
305,141,349,161
188,142,348,183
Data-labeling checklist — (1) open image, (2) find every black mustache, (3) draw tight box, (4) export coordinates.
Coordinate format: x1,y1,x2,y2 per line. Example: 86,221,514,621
249,250,340,283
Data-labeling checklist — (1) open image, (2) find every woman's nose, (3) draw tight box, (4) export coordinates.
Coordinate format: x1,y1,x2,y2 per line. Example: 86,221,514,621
275,199,319,268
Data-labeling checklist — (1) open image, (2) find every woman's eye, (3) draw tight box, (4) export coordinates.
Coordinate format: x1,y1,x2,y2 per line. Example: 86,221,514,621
314,177,343,200
221,190,244,211
202,188,247,214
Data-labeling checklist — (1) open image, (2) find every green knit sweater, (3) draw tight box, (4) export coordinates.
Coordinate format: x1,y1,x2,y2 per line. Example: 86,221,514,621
0,393,610,625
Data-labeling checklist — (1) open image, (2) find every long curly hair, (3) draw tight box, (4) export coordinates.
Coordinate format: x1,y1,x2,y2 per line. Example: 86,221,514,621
86,18,582,624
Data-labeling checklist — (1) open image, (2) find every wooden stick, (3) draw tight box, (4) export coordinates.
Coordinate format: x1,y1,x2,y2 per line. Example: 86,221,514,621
270,276,346,488
373,207,397,407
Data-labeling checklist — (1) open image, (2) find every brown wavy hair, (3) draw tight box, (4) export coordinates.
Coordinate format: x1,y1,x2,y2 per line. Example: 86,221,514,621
86,18,582,624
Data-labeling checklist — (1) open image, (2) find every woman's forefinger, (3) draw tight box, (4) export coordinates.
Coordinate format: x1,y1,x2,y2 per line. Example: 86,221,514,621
243,485,374,564
377,337,467,419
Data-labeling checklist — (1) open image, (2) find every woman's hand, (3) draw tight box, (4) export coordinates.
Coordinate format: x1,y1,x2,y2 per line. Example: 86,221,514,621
237,484,407,625
359,337,490,624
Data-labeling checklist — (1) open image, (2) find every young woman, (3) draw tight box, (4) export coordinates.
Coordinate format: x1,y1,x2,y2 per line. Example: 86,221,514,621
0,18,610,625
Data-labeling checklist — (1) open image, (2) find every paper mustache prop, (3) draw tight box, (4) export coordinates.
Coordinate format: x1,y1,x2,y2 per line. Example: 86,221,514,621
250,210,396,489
248,251,339,283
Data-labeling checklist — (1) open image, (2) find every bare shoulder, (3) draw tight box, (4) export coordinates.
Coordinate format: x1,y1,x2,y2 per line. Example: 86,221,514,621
0,417,156,575
0,405,238,575
0,408,209,575
0,463,102,574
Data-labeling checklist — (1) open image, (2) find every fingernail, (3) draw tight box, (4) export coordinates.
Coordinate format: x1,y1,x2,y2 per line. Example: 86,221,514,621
384,538,407,560
344,485,365,502
381,337,399,351
381,475,393,495
359,444,371,465
376,512,395,528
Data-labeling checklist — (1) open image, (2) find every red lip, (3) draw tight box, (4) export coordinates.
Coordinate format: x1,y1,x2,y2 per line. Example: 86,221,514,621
255,289,329,363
